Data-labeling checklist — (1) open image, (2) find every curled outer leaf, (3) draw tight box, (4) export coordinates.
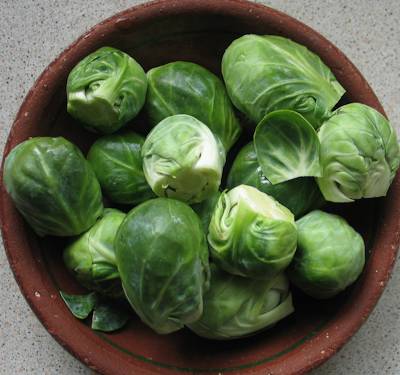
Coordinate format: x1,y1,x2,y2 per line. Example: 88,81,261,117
222,34,345,129
208,185,297,280
254,110,321,184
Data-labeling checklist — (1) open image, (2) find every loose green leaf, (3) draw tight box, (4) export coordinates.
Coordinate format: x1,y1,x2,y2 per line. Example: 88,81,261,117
254,110,321,184
60,291,97,319
91,301,130,332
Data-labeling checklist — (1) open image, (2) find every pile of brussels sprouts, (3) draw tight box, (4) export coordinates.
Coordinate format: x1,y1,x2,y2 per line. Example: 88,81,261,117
4,35,400,338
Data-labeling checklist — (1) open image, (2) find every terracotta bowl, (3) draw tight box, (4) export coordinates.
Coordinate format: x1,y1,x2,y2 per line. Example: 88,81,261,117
1,0,399,374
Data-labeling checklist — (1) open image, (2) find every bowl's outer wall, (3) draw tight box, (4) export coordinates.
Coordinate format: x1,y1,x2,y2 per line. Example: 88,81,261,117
1,0,399,374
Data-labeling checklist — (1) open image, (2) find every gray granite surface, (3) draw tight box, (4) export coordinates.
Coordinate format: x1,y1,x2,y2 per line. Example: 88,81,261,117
0,0,399,374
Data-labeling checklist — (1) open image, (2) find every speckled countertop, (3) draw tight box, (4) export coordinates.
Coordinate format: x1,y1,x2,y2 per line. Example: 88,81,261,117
0,1,399,374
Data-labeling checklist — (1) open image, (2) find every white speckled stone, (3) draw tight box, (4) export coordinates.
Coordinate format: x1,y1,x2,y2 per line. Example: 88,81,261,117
0,1,399,374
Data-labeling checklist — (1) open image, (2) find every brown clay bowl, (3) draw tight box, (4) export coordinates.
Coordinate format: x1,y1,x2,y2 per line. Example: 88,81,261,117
1,0,399,374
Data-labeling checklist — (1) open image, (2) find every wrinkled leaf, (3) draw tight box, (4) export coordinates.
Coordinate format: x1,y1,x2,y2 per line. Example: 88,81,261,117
254,110,321,184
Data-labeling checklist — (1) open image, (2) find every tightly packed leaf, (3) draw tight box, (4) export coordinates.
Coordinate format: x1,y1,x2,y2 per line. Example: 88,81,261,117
208,185,297,280
146,61,241,151
87,131,154,205
142,114,225,204
227,143,324,218
317,103,400,202
63,208,125,298
3,137,103,237
115,198,210,334
187,264,294,340
288,210,365,299
222,35,345,128
67,47,147,134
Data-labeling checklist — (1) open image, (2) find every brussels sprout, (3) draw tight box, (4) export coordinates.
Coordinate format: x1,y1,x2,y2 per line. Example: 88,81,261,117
317,103,400,202
63,209,125,298
146,61,241,151
254,110,321,184
227,143,324,218
142,114,225,204
115,198,210,334
288,210,365,299
208,185,297,280
67,47,147,134
222,35,345,129
87,131,154,205
191,190,221,232
188,265,294,340
3,137,103,237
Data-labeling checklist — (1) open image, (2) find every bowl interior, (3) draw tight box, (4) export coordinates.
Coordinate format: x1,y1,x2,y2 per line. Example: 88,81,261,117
1,1,396,374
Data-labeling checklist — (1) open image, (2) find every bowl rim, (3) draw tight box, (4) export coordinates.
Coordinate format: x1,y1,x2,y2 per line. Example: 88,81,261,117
1,0,399,374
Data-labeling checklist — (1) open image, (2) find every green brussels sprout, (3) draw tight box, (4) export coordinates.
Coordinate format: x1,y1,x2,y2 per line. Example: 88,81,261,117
187,265,294,340
254,110,321,184
227,143,324,218
222,35,345,129
63,209,125,298
115,198,210,334
288,210,365,299
146,61,241,151
3,137,103,237
67,47,147,134
208,185,297,280
142,114,225,204
87,131,155,205
191,190,221,232
317,103,400,202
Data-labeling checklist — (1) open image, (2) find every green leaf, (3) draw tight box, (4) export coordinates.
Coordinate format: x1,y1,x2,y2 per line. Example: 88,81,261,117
91,301,130,332
254,110,321,184
60,291,97,319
